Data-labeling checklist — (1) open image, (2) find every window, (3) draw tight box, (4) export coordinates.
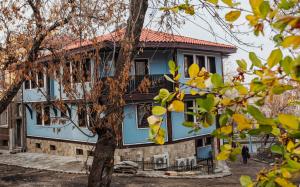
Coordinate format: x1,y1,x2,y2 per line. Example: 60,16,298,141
184,55,194,78
183,54,218,78
196,55,206,70
0,109,8,127
36,104,50,126
134,59,149,75
24,71,45,89
205,137,212,146
76,148,84,155
69,58,91,84
137,103,152,128
35,143,41,149
196,137,212,147
185,100,195,122
208,56,216,73
83,58,91,81
77,106,87,127
50,145,56,151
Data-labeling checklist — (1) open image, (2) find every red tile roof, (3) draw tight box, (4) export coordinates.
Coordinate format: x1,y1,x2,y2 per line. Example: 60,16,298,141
65,29,236,52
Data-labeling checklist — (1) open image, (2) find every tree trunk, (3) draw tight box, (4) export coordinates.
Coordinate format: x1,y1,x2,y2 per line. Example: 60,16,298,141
88,0,148,186
88,127,116,187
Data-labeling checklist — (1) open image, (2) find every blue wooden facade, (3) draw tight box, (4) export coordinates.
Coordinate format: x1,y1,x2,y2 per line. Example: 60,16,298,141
23,30,236,159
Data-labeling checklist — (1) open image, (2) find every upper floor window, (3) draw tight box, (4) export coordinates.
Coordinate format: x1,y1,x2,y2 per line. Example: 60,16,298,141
137,103,152,128
25,71,45,90
65,58,91,84
36,104,50,126
0,109,8,127
135,59,149,76
183,54,217,78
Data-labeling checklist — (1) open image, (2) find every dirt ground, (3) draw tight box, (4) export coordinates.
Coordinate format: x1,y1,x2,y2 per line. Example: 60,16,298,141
0,159,284,187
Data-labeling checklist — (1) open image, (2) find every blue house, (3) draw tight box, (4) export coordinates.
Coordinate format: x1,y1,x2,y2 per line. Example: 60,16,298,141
23,29,236,164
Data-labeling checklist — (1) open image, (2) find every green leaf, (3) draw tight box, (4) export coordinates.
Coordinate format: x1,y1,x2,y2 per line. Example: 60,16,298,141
278,0,296,10
249,52,262,68
196,94,215,112
272,84,293,94
248,128,262,136
164,74,175,83
247,105,274,125
182,121,195,128
211,73,224,88
267,49,283,68
240,175,253,187
271,144,283,155
225,11,241,22
158,89,170,99
280,56,293,75
236,59,247,71
219,114,229,126
259,1,270,19
152,106,167,116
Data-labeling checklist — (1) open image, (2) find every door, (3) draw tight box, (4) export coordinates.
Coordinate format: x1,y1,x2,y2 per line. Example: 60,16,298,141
134,59,149,75
195,137,212,160
15,119,22,147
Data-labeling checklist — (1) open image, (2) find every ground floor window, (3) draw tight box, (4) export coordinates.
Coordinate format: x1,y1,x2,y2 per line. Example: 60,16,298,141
137,103,152,128
0,109,8,127
36,104,50,126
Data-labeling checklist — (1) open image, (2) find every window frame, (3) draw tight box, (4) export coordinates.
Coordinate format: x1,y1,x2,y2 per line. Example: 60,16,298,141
24,70,46,90
36,104,50,126
68,58,92,84
136,103,152,129
0,109,8,127
134,58,150,76
183,53,217,79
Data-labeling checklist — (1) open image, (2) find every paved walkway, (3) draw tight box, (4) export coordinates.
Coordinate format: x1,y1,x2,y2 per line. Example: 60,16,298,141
0,150,92,174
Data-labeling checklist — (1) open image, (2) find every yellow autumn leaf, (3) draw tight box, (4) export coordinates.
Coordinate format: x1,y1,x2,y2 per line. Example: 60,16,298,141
188,63,199,78
287,140,295,152
220,125,233,135
281,168,292,179
168,100,184,112
235,85,248,95
249,0,263,16
225,11,241,22
232,114,252,131
207,0,218,5
155,135,164,145
293,147,300,154
267,49,283,68
281,36,300,49
275,177,296,187
190,89,197,95
220,98,231,106
278,114,299,130
221,0,233,7
217,150,230,160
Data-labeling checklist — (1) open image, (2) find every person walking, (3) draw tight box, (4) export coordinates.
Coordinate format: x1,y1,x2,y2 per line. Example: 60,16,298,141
242,145,249,164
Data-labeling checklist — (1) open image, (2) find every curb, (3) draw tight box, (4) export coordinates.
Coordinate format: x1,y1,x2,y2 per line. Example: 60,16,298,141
250,158,272,164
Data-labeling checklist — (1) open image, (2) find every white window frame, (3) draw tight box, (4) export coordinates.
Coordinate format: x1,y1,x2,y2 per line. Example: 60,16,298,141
36,104,50,126
183,53,216,79
185,100,197,123
24,70,46,90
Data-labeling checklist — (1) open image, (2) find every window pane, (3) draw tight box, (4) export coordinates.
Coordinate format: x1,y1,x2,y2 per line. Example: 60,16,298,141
196,138,204,147
38,72,44,87
44,106,50,126
196,56,206,70
184,55,194,78
134,59,149,75
25,80,30,89
72,61,80,83
83,58,91,82
36,105,43,125
78,106,86,127
205,137,212,145
208,57,216,73
137,103,152,128
185,100,194,122
63,61,71,84
31,73,37,89
0,110,7,126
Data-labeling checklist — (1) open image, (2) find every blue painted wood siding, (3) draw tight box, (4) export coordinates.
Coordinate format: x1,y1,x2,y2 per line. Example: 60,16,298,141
24,49,224,145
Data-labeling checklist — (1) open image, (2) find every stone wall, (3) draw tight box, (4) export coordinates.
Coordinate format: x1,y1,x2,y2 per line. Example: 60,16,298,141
26,137,196,164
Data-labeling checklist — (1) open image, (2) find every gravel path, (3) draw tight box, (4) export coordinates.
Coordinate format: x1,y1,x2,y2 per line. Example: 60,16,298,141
0,159,270,187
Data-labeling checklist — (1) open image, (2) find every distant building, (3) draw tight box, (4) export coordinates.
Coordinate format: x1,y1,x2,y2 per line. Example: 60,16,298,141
22,29,236,164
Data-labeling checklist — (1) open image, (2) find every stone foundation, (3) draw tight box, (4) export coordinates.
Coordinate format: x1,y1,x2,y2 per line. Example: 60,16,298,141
26,137,196,164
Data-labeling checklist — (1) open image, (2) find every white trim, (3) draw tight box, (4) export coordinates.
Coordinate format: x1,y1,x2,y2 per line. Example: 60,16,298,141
172,132,213,141
182,52,217,79
26,135,96,143
24,70,46,90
